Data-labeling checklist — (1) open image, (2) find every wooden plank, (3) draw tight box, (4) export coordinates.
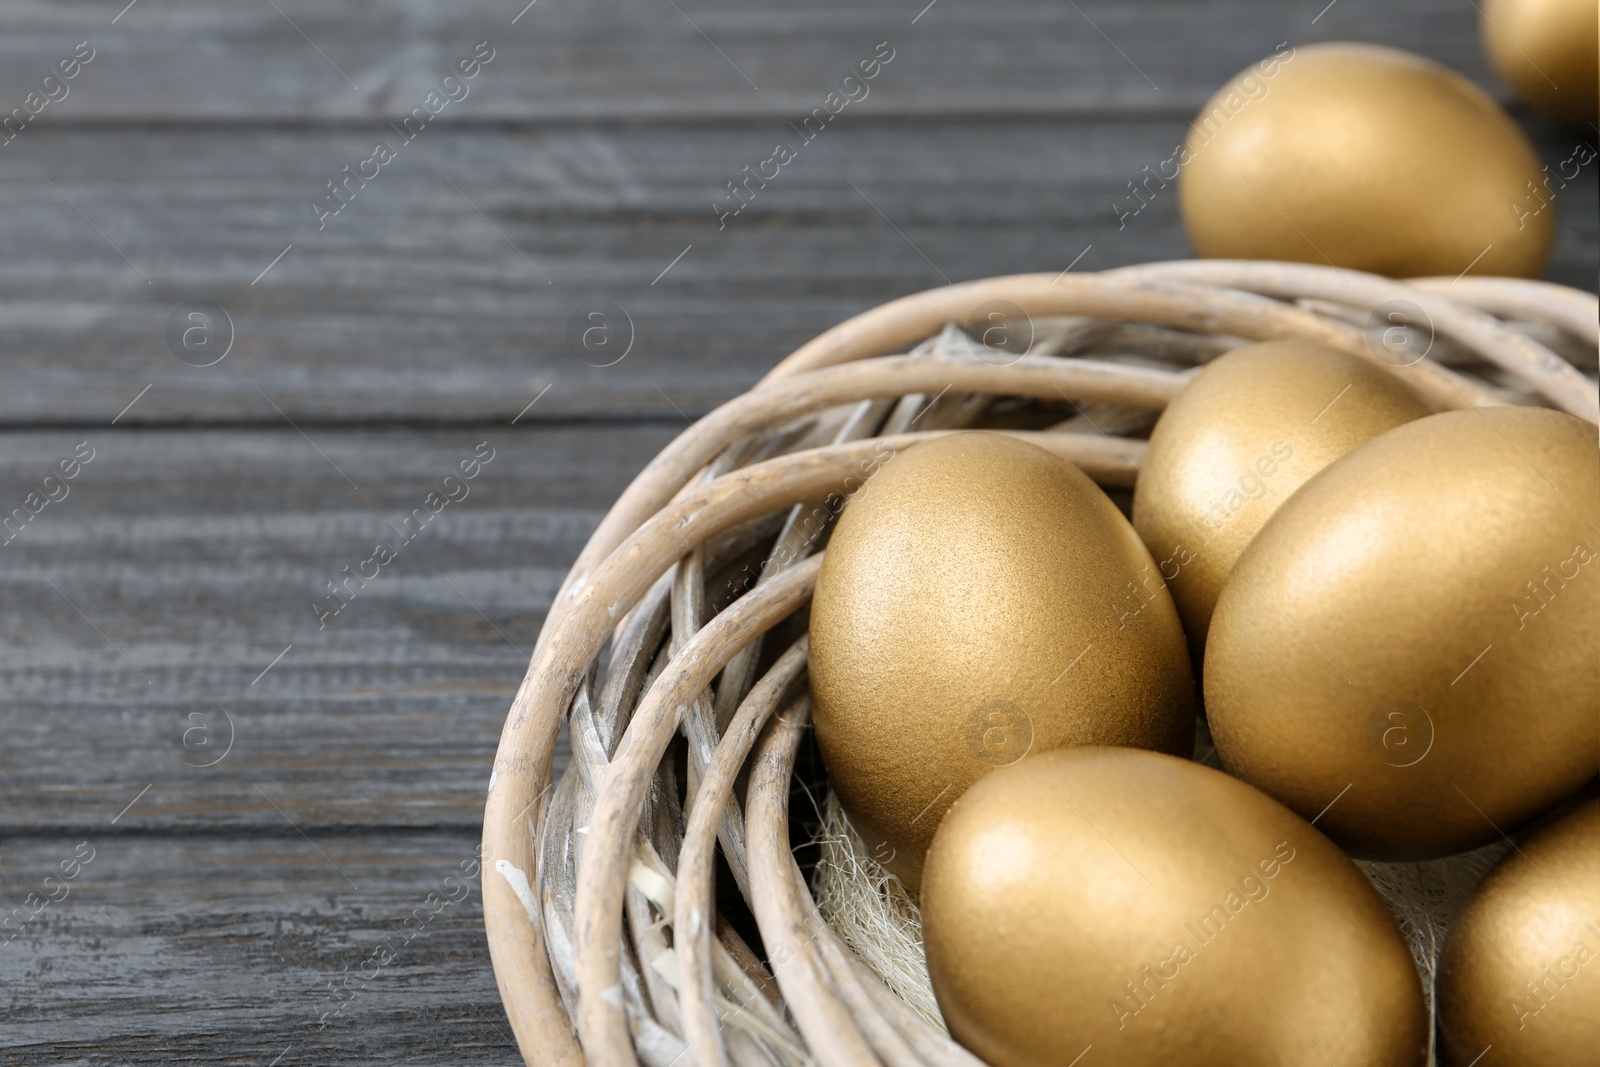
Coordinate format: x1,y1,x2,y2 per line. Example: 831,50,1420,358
0,424,681,832
0,0,1496,121
0,830,519,1065
4,119,1595,426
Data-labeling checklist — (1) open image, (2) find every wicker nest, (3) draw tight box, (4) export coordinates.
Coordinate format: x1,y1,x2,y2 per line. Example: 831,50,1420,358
483,260,1600,1067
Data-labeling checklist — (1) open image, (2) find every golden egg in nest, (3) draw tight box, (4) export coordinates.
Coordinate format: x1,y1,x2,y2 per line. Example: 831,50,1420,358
921,747,1427,1067
1206,406,1600,860
809,432,1195,890
1482,0,1599,125
1132,339,1432,657
1437,796,1600,1066
1178,42,1554,278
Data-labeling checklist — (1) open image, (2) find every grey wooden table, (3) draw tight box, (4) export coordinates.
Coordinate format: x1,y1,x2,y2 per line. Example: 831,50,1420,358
1,2,1594,1064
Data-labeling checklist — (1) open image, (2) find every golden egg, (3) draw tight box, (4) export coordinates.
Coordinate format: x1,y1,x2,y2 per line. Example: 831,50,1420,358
1437,796,1600,1066
810,432,1195,890
1178,42,1554,278
1206,407,1600,860
922,747,1427,1067
1483,0,1599,125
1133,339,1431,656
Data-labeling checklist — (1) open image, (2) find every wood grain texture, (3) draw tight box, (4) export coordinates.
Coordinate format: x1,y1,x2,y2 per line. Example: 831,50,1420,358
1,0,1495,121
0,425,676,833
1,119,1210,425
3,120,1594,426
0,831,518,1066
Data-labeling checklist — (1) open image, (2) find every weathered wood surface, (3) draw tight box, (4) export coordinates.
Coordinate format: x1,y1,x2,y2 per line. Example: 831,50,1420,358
1,831,519,1065
1,0,1494,121
4,121,1595,425
1,0,1595,1063
0,119,1197,424
1,425,677,832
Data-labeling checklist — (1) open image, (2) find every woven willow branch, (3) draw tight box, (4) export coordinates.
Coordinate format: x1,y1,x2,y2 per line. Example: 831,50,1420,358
484,263,1600,1067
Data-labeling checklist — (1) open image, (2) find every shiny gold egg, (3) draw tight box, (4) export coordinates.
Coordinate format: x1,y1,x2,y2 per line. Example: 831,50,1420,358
1179,42,1554,278
1437,797,1600,1066
1206,406,1600,860
810,432,1195,890
1483,0,1599,125
1133,339,1431,656
922,747,1427,1067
